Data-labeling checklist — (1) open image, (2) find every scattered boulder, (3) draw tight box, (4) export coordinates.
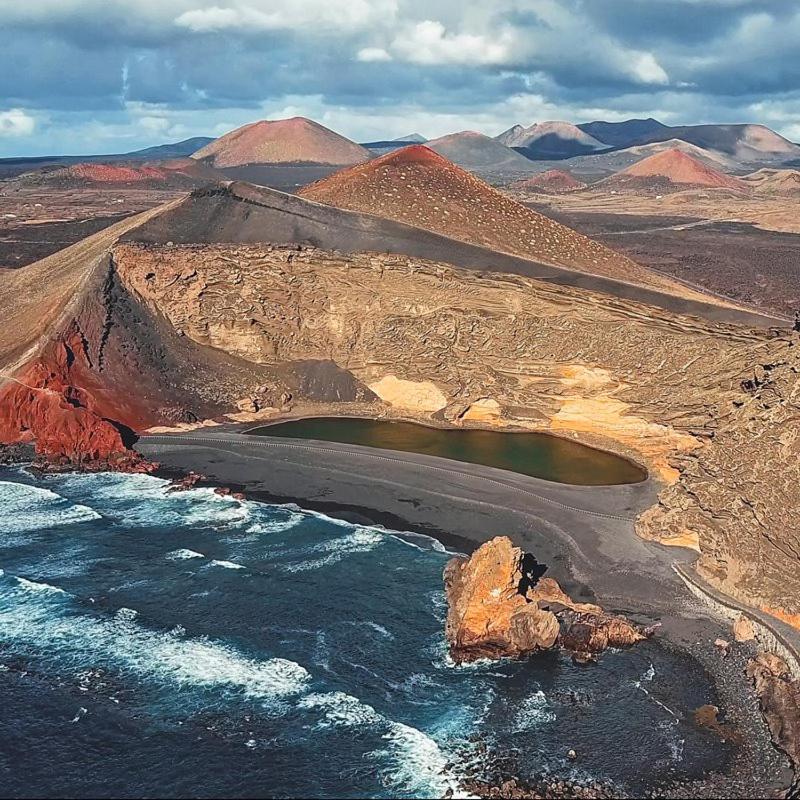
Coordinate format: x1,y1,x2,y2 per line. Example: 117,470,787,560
167,471,204,492
733,614,756,642
559,612,646,654
444,536,650,663
714,638,731,657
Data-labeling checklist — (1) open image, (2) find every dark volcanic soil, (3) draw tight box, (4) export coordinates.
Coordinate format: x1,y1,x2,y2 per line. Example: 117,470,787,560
218,163,341,193
534,207,800,318
0,214,132,268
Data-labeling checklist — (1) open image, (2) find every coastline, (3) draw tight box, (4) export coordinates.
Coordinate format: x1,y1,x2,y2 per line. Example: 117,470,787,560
4,437,795,796
134,428,797,796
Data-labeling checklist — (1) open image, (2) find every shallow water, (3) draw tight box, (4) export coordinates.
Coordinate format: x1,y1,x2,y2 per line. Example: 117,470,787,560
0,467,728,798
248,417,646,485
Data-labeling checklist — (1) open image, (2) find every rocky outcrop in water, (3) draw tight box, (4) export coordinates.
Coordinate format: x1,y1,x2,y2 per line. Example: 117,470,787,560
444,536,647,663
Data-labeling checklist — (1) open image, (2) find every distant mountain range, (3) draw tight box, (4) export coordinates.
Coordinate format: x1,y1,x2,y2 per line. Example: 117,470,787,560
496,121,606,159
574,119,797,163
0,137,215,179
3,115,799,186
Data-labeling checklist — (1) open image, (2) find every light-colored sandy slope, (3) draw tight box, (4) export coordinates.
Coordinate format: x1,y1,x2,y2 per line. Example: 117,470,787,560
299,145,727,301
518,185,800,235
191,117,371,168
0,198,183,375
741,168,800,196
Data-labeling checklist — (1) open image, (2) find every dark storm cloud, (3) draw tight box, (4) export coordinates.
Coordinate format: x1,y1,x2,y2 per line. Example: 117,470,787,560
0,0,798,156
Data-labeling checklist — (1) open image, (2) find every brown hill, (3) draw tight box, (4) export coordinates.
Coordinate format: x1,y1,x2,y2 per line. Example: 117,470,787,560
299,145,705,294
191,117,371,168
608,149,747,191
8,158,224,190
511,169,586,193
741,168,800,196
425,131,537,174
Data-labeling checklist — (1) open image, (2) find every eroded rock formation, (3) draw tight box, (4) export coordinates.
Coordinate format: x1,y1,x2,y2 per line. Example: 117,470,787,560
746,653,800,777
444,536,646,663
2,184,799,629
0,325,151,469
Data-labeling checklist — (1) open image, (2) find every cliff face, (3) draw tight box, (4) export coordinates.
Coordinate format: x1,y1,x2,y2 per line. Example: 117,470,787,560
0,330,130,462
107,241,800,623
2,224,799,624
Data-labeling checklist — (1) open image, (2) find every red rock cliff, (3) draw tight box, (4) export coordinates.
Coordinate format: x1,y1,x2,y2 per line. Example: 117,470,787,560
0,324,149,466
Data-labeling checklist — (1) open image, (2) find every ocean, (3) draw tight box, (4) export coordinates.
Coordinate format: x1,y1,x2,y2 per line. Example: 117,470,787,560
0,467,729,798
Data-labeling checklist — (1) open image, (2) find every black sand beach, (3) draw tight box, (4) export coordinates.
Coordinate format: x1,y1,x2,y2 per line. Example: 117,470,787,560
135,427,797,795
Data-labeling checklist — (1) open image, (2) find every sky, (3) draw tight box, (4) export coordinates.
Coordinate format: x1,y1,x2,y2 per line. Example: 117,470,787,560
1,0,798,157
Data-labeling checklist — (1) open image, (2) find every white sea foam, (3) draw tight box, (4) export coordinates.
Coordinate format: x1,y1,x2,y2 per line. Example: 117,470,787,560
244,510,305,536
365,621,394,640
166,548,205,561
388,530,448,553
298,690,466,798
209,559,246,570
15,576,67,595
281,528,385,572
299,691,383,728
0,481,101,535
512,689,556,731
45,473,253,531
0,576,310,705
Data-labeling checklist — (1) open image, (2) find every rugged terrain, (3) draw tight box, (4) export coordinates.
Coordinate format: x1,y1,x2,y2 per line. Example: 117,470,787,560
444,536,646,663
0,175,799,633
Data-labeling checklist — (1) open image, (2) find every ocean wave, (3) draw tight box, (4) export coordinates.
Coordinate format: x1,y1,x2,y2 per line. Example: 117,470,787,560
298,690,465,798
244,510,305,536
388,529,449,553
299,691,383,728
15,576,67,595
280,528,385,573
512,689,556,731
0,480,101,536
209,559,246,570
0,575,311,706
39,473,254,531
166,548,205,561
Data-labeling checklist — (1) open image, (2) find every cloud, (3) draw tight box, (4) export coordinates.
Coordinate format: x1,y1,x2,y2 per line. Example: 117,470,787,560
0,0,798,156
174,1,397,34
0,109,35,137
357,47,392,63
629,53,670,85
390,20,514,65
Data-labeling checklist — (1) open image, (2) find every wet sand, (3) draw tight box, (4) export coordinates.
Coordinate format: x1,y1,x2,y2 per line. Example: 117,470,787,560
138,429,704,617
